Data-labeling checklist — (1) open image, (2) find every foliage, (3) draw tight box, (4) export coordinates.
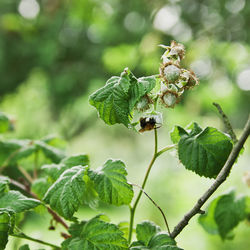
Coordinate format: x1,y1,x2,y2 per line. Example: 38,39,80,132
0,41,249,250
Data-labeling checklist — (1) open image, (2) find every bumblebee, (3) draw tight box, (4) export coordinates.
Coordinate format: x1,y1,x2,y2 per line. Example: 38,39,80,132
139,117,159,133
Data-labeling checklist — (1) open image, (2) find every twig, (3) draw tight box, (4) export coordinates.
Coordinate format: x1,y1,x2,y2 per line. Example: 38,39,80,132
213,102,238,143
18,166,33,183
8,178,69,230
11,232,60,249
170,115,250,238
129,182,171,235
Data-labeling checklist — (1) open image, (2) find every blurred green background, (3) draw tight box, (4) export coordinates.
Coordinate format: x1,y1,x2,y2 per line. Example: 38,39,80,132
0,0,250,249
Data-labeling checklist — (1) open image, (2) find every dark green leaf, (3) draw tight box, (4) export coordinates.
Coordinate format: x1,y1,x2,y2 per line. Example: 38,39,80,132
35,141,65,163
170,126,188,144
19,244,30,250
199,190,248,240
43,166,88,219
61,154,89,168
42,163,69,183
0,177,9,195
0,112,10,133
148,232,176,248
0,140,25,166
62,215,128,249
136,221,160,246
198,196,220,235
31,178,51,199
0,211,15,250
214,191,246,239
89,159,133,206
89,68,156,127
0,191,40,213
178,126,233,178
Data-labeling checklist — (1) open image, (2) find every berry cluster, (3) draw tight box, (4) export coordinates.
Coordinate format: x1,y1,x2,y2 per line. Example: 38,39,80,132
159,41,199,108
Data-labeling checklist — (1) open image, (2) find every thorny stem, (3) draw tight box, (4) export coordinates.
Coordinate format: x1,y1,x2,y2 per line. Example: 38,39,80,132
170,114,250,238
11,232,60,249
128,129,174,243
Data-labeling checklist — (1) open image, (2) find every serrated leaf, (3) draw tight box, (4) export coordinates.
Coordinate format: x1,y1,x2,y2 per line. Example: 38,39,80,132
0,140,25,166
148,232,176,248
19,244,30,250
0,177,9,195
0,191,40,213
61,154,89,168
43,166,88,219
62,215,128,249
170,126,188,144
31,178,51,199
130,232,182,250
89,68,156,127
136,221,160,246
199,190,248,240
0,211,15,250
118,222,130,240
178,126,233,178
214,191,246,239
198,196,221,235
42,163,69,182
89,159,133,206
35,141,64,163
0,112,10,134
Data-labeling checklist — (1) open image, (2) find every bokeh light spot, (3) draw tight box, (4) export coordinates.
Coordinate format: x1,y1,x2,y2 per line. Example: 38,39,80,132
237,68,250,91
18,0,40,19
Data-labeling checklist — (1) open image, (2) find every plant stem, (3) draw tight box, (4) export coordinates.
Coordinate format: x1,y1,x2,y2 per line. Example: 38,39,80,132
130,183,171,235
128,129,174,243
156,144,176,157
213,102,238,143
33,151,39,179
11,232,60,249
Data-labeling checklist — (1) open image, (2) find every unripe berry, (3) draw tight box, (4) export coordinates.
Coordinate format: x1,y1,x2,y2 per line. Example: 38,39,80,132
164,65,181,83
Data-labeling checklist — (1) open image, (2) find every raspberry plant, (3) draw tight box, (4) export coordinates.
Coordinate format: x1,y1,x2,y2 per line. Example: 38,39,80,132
0,42,249,250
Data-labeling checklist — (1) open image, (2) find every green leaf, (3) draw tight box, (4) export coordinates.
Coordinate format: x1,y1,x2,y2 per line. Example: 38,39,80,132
198,196,220,235
43,166,88,219
148,232,176,248
41,163,68,182
178,126,233,178
0,177,9,195
31,178,51,199
199,190,248,240
0,140,25,166
118,222,130,240
41,154,89,183
35,141,65,163
0,191,40,213
19,244,30,250
61,154,89,168
89,159,133,206
0,211,15,250
136,221,160,246
89,68,156,127
0,112,10,133
170,126,188,144
131,221,182,250
130,232,182,249
214,191,246,239
62,215,128,249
